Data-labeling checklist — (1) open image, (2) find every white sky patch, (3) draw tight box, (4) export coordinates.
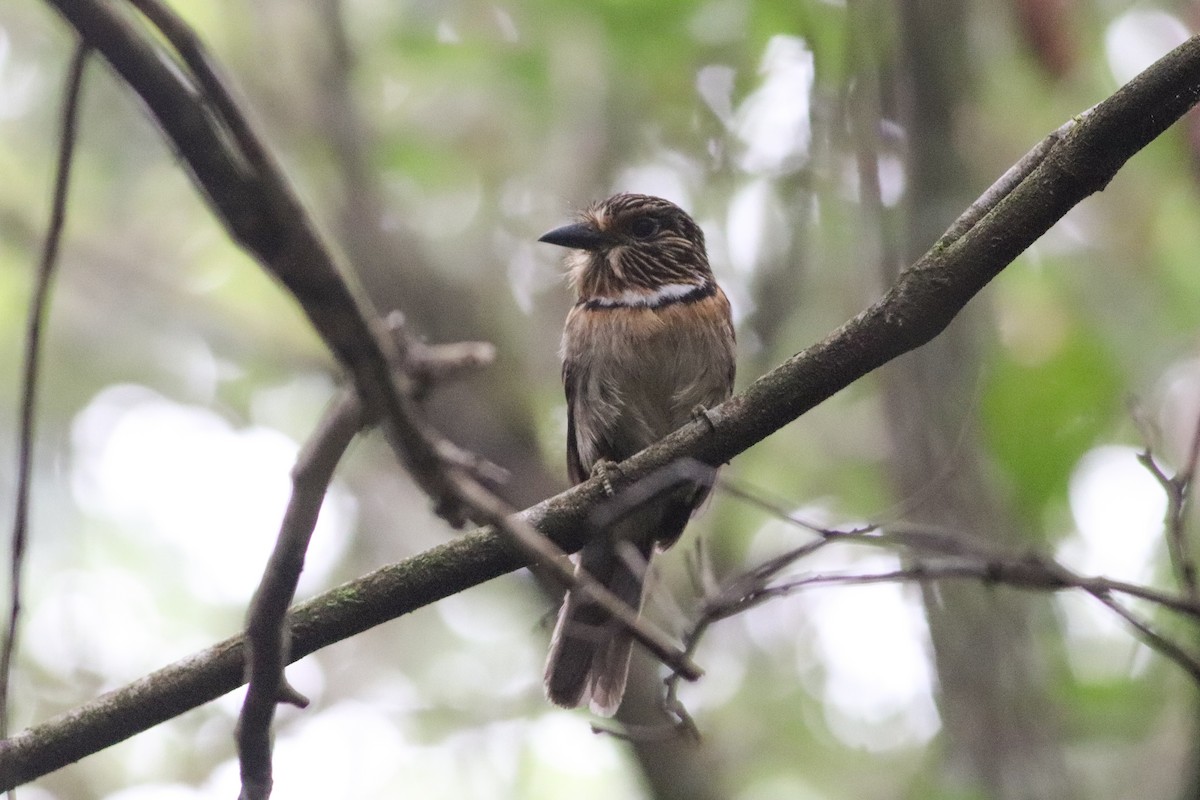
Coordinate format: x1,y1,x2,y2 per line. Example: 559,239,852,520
505,237,545,315
696,64,737,127
437,584,534,644
612,162,694,211
877,152,906,208
675,630,748,711
727,180,767,274
1056,446,1167,676
492,6,519,42
0,26,40,122
726,178,790,275
805,551,941,751
739,514,940,750
206,701,409,798
436,20,460,44
1159,358,1200,467
1059,445,1165,583
25,566,186,685
202,706,617,800
1105,9,1189,86
105,785,207,800
529,712,629,778
734,35,814,175
70,384,355,606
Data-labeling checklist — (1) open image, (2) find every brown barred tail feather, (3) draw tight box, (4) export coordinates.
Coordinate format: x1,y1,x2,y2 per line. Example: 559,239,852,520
544,534,654,716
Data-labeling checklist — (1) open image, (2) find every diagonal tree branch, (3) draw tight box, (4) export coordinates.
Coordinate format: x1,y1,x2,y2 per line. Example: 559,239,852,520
42,0,470,524
7,17,1200,797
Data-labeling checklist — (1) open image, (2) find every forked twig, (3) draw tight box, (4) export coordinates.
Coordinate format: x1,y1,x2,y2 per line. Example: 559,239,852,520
1135,405,1200,602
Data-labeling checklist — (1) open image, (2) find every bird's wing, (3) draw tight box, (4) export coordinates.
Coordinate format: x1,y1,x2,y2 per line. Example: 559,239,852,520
563,359,587,485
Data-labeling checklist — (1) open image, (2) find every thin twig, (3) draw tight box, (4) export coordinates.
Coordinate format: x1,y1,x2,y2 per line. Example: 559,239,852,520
236,392,362,800
386,311,498,399
125,0,269,175
939,114,1084,247
1085,589,1200,684
715,478,1200,618
728,560,1200,686
2,43,89,792
1136,408,1200,602
452,476,703,682
713,475,866,537
650,477,1200,730
236,319,498,800
1172,408,1200,598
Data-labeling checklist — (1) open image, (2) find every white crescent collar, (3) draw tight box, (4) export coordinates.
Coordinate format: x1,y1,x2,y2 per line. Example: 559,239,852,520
581,280,710,310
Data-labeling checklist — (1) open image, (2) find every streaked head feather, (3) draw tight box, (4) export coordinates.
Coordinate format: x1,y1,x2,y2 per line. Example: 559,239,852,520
564,194,712,301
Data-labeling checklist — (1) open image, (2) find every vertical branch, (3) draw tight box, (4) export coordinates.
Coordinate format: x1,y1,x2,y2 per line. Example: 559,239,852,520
2,42,90,783
236,392,362,800
1171,411,1200,600
1136,407,1200,602
236,329,498,800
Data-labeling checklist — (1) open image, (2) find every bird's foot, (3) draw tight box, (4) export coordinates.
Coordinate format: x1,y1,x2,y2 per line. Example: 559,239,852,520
691,404,719,432
590,459,620,497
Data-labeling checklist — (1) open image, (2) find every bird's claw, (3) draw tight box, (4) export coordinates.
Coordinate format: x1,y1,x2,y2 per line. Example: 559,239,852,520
691,404,719,431
591,459,620,497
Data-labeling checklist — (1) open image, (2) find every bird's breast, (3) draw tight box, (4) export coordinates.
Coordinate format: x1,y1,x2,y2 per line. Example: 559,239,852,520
563,289,734,464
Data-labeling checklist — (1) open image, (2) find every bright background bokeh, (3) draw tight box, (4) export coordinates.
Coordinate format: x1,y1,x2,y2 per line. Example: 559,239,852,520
3,0,1200,798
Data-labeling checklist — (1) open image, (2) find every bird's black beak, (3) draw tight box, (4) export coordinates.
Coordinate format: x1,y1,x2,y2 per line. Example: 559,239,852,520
538,222,610,251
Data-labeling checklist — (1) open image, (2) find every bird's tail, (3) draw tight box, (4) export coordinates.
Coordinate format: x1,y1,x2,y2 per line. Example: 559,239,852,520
543,535,653,716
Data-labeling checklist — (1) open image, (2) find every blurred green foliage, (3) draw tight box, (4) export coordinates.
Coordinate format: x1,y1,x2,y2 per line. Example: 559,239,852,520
3,0,1200,798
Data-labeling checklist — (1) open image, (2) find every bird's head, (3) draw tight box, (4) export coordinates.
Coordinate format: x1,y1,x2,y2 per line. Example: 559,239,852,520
539,193,711,300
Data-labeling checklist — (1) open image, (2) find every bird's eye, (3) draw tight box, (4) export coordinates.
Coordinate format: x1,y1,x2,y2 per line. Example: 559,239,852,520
629,217,658,239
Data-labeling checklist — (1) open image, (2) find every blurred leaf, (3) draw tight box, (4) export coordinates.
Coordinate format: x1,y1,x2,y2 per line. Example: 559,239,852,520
983,270,1124,517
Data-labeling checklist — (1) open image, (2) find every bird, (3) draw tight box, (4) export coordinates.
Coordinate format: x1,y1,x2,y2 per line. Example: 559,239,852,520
537,193,735,715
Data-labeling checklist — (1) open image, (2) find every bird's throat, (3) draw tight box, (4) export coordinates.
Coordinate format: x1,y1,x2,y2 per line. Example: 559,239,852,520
577,280,713,311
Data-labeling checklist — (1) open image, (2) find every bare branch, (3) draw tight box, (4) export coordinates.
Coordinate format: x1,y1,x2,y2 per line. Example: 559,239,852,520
664,483,1200,713
452,476,703,682
235,319,497,800
940,114,1082,246
1084,590,1200,684
692,554,1200,693
3,40,89,776
236,392,362,800
1135,405,1200,601
44,0,470,525
124,0,274,178
384,311,498,399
